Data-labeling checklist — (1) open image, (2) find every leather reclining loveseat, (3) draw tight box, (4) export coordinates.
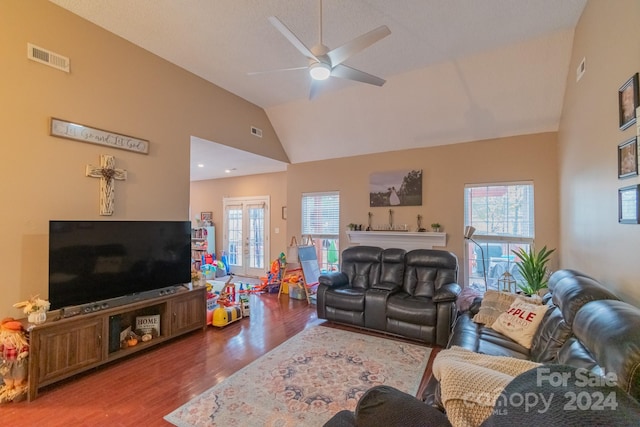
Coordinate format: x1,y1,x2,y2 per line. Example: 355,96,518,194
324,269,640,426
316,245,461,346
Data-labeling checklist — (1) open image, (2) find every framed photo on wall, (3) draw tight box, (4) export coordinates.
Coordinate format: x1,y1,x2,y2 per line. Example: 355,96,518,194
369,169,423,207
619,184,640,224
619,73,639,130
618,137,638,178
200,212,212,221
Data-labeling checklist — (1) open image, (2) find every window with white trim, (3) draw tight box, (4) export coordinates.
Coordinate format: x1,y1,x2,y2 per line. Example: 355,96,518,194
464,182,534,291
301,191,340,272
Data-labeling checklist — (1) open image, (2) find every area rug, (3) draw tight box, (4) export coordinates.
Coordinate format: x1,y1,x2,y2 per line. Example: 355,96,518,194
164,326,431,427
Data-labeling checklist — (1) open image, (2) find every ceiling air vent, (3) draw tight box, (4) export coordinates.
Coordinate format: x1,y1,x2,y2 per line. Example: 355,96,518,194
27,43,70,72
251,126,263,138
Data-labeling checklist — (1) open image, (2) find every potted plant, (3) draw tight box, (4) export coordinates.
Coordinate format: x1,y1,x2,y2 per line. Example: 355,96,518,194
431,223,441,232
511,245,556,296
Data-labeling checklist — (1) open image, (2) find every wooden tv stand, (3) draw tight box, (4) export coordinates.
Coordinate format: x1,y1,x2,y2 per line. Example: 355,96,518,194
26,286,206,401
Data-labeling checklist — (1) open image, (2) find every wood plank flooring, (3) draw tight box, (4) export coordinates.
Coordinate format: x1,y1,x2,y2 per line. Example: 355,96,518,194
0,294,438,426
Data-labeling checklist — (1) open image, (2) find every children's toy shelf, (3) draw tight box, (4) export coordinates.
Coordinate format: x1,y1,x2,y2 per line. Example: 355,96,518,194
191,226,215,270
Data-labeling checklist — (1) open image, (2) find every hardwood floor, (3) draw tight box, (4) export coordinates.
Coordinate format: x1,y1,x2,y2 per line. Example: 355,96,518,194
0,294,438,426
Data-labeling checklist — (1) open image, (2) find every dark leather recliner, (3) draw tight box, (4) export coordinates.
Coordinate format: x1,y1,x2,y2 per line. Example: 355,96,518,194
316,246,461,346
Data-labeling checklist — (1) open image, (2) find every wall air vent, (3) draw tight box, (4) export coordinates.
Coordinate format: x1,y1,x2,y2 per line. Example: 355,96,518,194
251,126,263,138
27,43,70,73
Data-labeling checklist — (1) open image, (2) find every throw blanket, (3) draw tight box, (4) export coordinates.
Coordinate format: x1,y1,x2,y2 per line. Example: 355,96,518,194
432,346,540,427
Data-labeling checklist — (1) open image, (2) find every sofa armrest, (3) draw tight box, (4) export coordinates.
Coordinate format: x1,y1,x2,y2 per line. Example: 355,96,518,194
342,385,450,427
318,272,349,288
433,283,461,302
469,296,483,315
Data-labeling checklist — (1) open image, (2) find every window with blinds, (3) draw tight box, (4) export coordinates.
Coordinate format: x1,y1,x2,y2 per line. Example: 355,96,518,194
301,191,340,272
302,191,340,235
463,182,535,290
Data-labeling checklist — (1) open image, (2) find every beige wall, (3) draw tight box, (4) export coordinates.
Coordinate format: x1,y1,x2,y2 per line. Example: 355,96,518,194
189,172,288,262
7,0,632,320
286,132,560,280
0,0,285,319
558,0,640,304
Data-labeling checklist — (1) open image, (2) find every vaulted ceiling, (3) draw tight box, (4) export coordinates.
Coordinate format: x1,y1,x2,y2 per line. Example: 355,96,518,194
50,0,588,180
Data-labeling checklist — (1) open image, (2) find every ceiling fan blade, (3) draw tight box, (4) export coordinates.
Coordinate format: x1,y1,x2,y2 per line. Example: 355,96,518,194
309,79,322,100
331,64,386,86
247,66,307,76
268,16,319,61
326,25,391,66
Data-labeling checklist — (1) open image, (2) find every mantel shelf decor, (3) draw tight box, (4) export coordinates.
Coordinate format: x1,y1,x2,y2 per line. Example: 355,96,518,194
346,230,447,251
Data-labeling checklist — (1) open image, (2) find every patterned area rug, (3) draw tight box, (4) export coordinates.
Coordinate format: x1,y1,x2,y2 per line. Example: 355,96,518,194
164,326,431,427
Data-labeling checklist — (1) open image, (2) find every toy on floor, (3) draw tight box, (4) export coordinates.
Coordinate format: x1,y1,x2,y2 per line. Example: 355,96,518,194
238,286,250,317
0,318,29,403
212,275,244,327
216,275,236,307
251,256,285,293
212,304,242,327
240,296,250,317
267,255,285,293
201,259,225,280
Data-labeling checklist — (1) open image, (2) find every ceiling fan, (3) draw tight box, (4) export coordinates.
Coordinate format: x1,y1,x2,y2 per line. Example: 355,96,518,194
251,0,391,99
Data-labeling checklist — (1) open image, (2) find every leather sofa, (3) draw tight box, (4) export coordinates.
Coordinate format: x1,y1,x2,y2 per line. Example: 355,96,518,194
324,269,640,425
316,246,461,346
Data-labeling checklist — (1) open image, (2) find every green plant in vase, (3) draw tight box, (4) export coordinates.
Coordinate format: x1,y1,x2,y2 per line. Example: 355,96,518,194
511,245,556,296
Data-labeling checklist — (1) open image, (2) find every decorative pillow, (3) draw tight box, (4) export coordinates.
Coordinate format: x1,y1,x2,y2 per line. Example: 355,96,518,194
491,298,549,349
472,290,518,325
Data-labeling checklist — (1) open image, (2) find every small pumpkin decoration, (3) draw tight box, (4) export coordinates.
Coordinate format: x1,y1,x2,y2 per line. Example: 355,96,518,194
126,336,138,347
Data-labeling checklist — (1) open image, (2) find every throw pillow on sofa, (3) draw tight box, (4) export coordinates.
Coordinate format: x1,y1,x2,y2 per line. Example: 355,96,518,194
472,290,518,325
491,298,549,349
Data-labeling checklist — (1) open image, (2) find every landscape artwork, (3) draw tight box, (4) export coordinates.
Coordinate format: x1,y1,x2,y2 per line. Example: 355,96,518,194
369,169,423,207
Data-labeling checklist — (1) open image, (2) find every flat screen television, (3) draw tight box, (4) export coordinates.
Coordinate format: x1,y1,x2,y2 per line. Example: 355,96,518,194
48,220,192,310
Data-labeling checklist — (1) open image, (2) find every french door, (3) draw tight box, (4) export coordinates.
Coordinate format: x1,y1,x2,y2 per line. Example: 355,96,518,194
222,196,269,277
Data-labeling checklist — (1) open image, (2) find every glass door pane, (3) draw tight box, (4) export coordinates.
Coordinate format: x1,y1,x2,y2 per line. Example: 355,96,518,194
226,206,243,270
223,197,269,277
247,204,265,272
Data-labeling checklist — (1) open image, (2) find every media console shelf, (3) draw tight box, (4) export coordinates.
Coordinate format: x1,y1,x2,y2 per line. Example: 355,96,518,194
26,286,206,401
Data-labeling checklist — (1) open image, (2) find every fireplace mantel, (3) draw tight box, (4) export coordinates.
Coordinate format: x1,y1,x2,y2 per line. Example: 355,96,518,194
346,231,447,251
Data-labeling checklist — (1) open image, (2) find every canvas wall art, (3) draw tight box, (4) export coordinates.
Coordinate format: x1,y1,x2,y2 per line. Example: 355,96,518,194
369,169,422,207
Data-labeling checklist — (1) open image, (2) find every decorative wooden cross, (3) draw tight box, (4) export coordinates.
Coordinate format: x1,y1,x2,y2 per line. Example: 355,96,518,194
86,154,127,216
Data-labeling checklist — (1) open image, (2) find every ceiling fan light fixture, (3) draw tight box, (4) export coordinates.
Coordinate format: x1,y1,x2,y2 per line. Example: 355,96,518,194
309,62,331,80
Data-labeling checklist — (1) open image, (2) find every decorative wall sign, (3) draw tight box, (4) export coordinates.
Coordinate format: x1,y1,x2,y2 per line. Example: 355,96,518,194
618,137,638,179
51,117,149,154
86,155,128,216
369,169,422,207
618,73,639,131
619,184,640,224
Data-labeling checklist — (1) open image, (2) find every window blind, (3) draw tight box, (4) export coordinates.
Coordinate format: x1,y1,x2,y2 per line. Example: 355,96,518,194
464,182,535,240
301,191,340,236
